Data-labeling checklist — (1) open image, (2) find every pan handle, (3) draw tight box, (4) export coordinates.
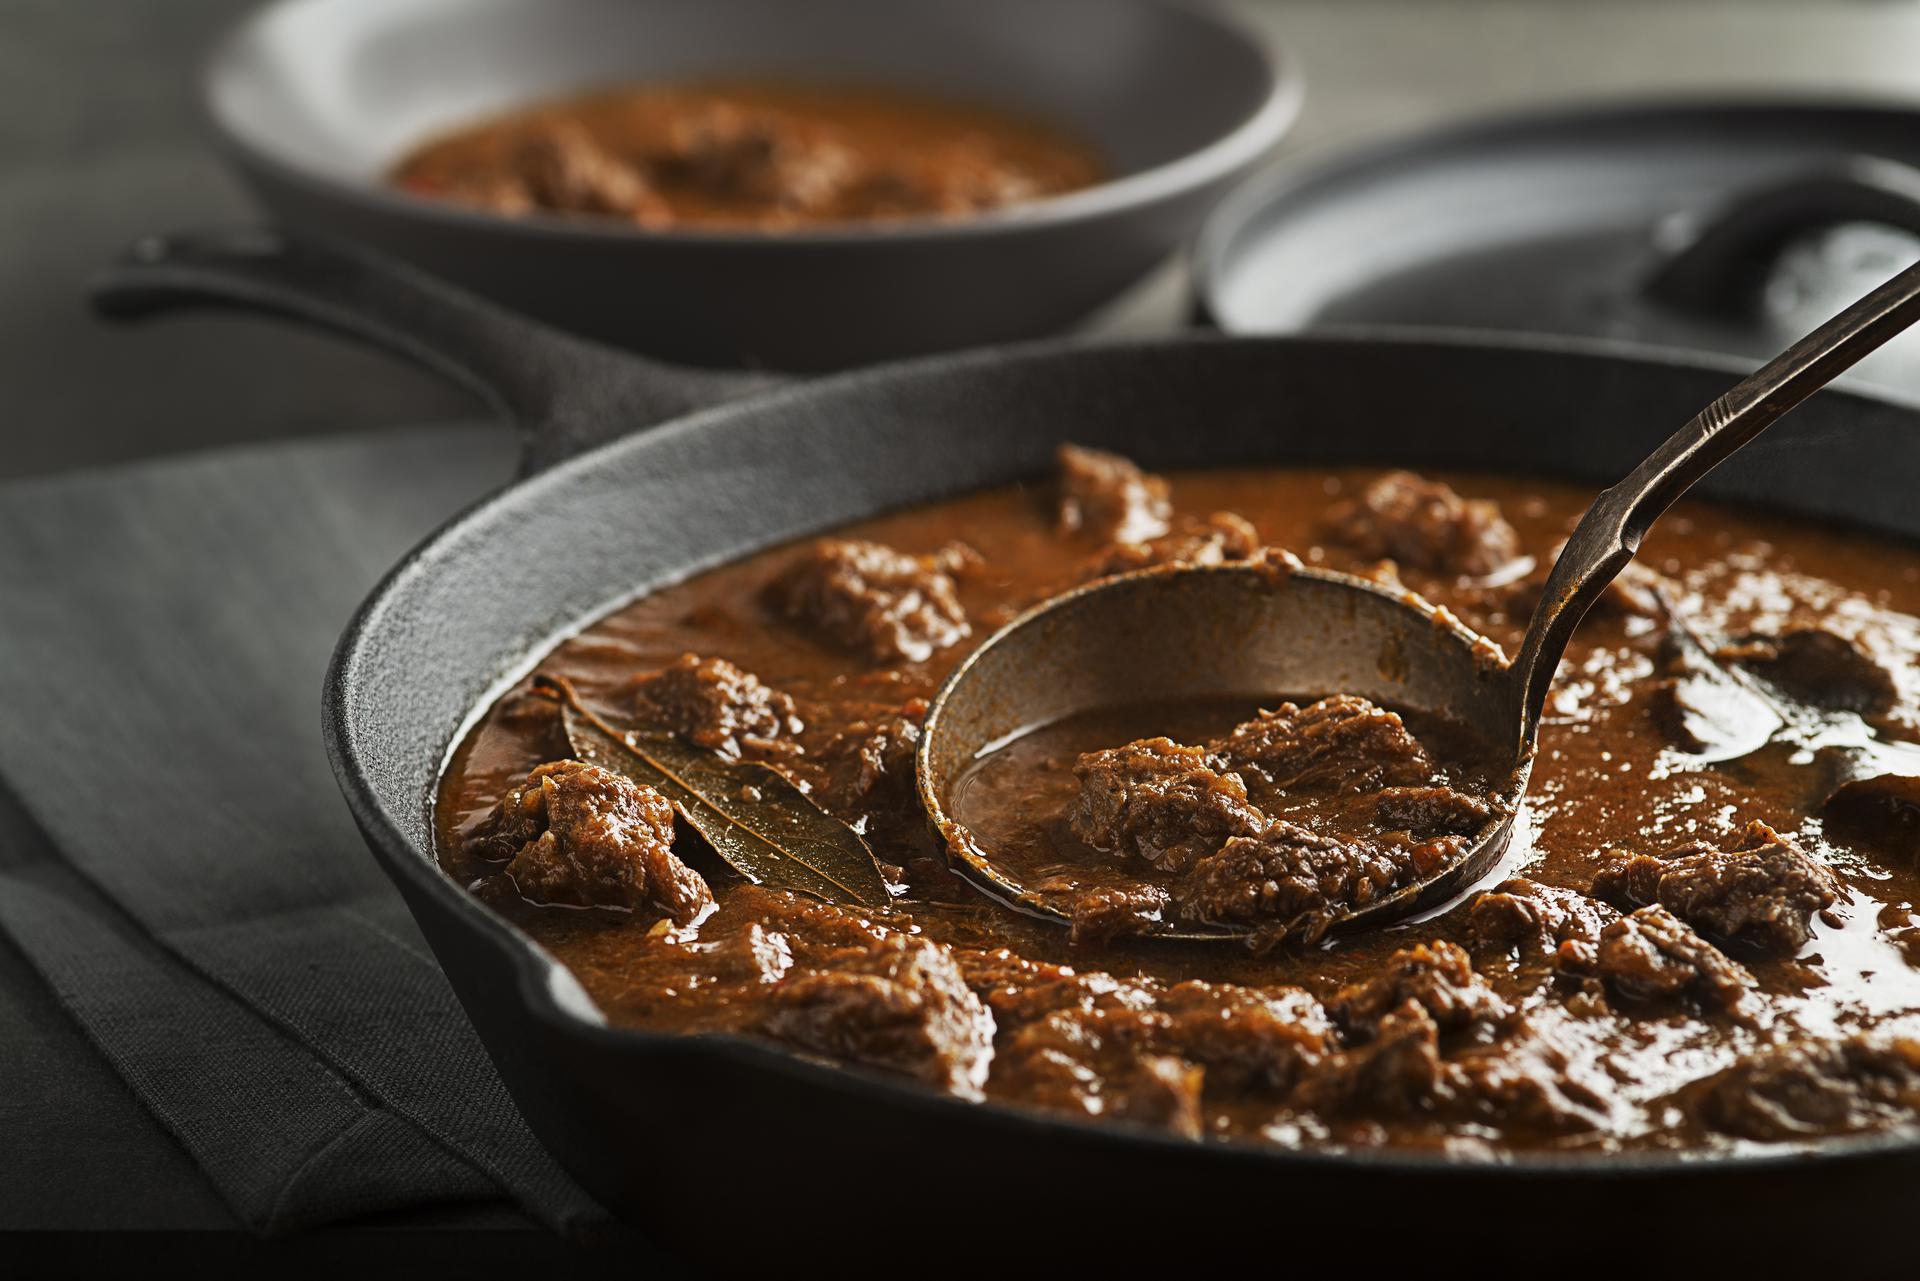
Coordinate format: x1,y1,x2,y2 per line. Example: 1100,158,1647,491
90,227,778,473
1644,156,1920,316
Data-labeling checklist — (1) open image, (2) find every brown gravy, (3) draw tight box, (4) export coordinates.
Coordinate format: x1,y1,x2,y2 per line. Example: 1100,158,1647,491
436,461,1920,1155
391,80,1107,230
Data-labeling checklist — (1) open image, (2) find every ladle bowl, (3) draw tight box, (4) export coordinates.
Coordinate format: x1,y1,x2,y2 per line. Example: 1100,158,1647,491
919,558,1524,939
921,255,1920,944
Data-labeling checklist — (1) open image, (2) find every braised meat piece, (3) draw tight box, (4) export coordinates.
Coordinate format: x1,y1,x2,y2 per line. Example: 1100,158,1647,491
465,761,714,923
1328,941,1511,1041
1694,1034,1920,1140
961,948,1157,1029
1080,511,1261,581
1467,878,1619,956
1068,883,1171,947
775,538,979,663
1321,470,1521,577
1590,821,1841,955
624,653,803,759
1717,627,1899,716
727,884,893,953
1172,825,1407,944
1055,443,1173,545
1446,1018,1613,1134
1556,905,1754,1012
1070,738,1265,873
840,701,927,801
1155,981,1331,1093
1294,1003,1608,1134
992,1005,1204,1136
465,121,667,219
1822,774,1920,857
1291,1003,1448,1118
757,933,996,1096
1173,824,1412,943
656,103,854,212
1372,785,1493,836
1216,695,1436,793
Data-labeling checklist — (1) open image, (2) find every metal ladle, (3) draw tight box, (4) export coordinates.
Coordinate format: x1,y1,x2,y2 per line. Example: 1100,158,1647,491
917,258,1920,944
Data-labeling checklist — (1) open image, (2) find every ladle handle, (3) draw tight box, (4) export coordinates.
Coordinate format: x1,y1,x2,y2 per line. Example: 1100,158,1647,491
1510,256,1920,741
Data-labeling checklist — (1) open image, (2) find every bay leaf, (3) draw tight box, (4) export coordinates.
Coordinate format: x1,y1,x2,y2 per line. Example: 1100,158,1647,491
536,675,892,908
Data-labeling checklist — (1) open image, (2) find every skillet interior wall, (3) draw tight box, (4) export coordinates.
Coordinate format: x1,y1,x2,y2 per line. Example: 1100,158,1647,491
349,334,1920,871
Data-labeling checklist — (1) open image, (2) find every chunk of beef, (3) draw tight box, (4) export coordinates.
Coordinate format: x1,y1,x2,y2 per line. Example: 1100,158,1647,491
1294,1003,1608,1133
757,933,996,1096
845,702,926,798
1070,738,1265,873
1321,470,1521,578
1172,824,1404,944
1291,1003,1448,1118
992,1005,1204,1136
775,538,979,663
961,948,1158,1029
506,121,666,219
1445,1018,1613,1135
1372,785,1493,836
1466,878,1619,956
724,883,895,953
1717,627,1899,716
976,961,1326,1118
1694,1034,1920,1140
1822,774,1920,857
655,103,856,212
1328,941,1511,1042
1080,511,1261,581
1155,981,1332,1093
1055,443,1172,545
695,921,796,987
1216,695,1436,793
624,653,803,759
465,760,714,923
1556,905,1754,1012
1067,883,1171,947
1590,820,1841,955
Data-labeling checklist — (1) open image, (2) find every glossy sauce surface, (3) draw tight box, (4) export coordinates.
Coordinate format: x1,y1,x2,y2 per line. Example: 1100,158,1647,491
436,465,1920,1154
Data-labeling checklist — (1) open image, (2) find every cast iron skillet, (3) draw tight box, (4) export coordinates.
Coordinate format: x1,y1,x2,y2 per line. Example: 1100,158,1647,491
96,229,1920,1269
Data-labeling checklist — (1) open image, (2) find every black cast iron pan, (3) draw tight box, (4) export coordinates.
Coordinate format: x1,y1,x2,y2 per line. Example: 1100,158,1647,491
94,229,1920,1270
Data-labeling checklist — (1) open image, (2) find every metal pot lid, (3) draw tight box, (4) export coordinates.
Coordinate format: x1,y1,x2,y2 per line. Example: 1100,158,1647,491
1197,98,1920,393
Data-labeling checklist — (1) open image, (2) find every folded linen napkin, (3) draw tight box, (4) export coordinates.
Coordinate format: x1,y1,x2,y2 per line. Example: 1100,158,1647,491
0,425,602,1236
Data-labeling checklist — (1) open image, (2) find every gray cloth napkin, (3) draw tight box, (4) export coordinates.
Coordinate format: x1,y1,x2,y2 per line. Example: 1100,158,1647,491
0,424,603,1236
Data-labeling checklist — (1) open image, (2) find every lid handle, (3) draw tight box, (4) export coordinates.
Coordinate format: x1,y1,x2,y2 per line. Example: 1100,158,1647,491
1645,156,1920,315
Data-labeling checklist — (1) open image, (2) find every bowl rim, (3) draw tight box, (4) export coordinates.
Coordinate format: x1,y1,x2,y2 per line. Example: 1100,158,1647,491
202,0,1303,248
